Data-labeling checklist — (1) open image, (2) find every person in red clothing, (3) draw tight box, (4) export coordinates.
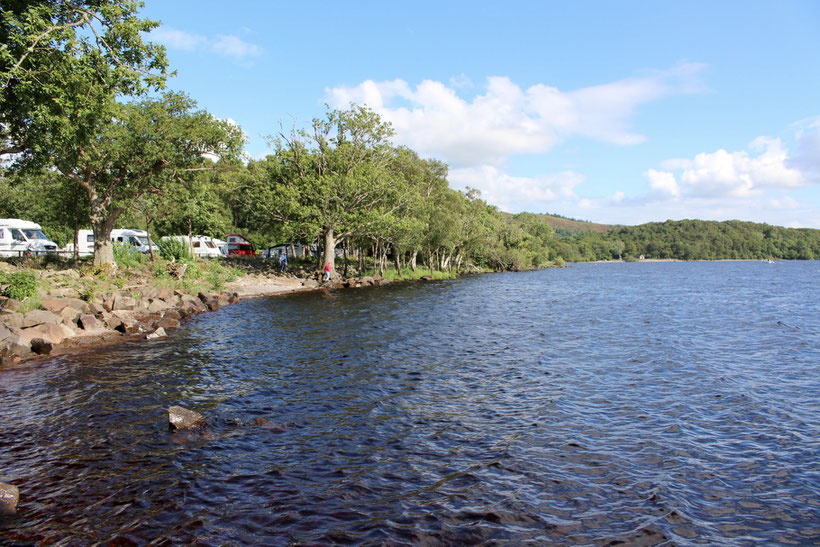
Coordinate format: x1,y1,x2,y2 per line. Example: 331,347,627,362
323,262,332,281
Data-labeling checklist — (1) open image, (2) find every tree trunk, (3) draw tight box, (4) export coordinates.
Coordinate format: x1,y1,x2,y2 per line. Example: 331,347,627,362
187,218,195,260
89,198,121,267
92,218,117,267
323,228,335,272
410,251,417,272
342,241,349,278
146,221,156,262
394,248,401,278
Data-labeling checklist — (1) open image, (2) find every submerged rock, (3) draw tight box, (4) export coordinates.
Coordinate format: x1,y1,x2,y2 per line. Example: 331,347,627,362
168,406,205,431
146,327,167,340
0,482,19,515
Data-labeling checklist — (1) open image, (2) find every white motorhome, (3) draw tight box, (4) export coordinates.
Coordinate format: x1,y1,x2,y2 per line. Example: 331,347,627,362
110,229,159,254
0,219,60,257
66,228,158,257
161,235,223,258
212,238,228,257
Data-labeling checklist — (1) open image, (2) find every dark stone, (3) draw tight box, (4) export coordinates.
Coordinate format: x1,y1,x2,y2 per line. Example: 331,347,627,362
168,406,205,430
156,317,180,330
420,275,434,281
30,337,53,354
115,317,141,334
78,314,102,331
0,482,19,515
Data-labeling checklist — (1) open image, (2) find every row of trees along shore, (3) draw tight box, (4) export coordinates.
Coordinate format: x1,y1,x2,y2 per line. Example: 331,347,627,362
2,2,819,275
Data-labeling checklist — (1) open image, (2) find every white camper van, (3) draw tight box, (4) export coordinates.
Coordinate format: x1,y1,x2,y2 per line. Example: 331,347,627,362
161,235,223,258
110,229,158,254
66,228,159,257
0,219,60,257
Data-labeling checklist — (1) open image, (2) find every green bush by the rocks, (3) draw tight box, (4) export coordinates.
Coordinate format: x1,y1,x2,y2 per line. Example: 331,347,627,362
113,243,148,268
158,239,193,261
0,271,38,300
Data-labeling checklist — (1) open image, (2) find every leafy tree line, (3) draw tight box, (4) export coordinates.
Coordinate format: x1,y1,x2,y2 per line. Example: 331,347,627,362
549,219,820,261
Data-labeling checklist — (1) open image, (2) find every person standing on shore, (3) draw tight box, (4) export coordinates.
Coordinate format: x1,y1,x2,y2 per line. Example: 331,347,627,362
279,250,287,273
323,262,332,281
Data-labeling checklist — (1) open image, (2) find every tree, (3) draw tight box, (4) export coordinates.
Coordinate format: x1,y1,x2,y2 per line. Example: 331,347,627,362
1,0,168,161
51,92,243,265
268,104,398,272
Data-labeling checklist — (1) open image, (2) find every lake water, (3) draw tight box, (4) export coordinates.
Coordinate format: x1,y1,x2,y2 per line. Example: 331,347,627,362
1,261,818,545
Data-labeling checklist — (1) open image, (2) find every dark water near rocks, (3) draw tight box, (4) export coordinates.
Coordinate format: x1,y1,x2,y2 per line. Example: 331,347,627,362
1,261,819,545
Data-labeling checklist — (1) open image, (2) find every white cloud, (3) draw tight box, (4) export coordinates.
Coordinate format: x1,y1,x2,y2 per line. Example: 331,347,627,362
645,169,680,198
660,137,805,198
448,165,584,213
151,26,263,63
151,28,206,51
212,35,263,61
788,117,820,183
326,63,705,168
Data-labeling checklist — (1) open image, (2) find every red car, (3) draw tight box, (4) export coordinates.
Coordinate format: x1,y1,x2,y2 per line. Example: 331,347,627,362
225,234,255,256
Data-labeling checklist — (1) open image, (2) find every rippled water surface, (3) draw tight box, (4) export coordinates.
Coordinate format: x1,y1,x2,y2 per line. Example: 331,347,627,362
1,261,819,545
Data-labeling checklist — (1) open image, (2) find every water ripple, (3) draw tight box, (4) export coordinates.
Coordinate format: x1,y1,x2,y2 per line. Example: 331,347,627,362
1,261,818,545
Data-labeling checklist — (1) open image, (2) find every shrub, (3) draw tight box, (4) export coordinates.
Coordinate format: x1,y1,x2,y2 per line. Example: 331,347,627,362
158,238,193,261
0,271,39,300
113,243,148,268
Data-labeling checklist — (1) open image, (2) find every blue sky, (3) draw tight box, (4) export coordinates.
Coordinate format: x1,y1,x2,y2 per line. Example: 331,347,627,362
143,1,820,228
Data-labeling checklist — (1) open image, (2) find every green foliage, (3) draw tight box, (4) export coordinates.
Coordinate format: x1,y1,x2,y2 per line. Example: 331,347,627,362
158,238,193,261
113,243,148,268
0,271,38,300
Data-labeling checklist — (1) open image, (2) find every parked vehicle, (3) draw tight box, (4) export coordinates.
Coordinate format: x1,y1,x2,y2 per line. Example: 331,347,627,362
225,234,255,256
110,229,159,254
64,229,95,257
161,235,223,258
65,228,158,257
213,238,228,257
0,219,60,257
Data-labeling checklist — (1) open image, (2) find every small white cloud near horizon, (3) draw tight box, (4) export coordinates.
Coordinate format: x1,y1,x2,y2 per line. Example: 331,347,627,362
151,26,263,63
659,136,806,199
448,166,585,213
645,169,681,198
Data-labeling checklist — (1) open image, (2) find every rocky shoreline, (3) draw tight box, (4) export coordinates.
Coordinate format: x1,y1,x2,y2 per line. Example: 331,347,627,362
0,267,399,368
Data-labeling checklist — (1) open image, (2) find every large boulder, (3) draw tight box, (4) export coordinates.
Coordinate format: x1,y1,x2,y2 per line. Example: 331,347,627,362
0,482,19,515
0,311,24,329
147,299,170,314
114,317,141,335
112,294,136,311
1,333,32,364
48,287,81,298
39,297,70,314
78,314,104,332
0,322,12,344
19,323,74,345
156,317,180,331
59,306,81,326
21,309,62,328
168,406,205,430
197,292,220,312
0,297,24,312
63,298,91,314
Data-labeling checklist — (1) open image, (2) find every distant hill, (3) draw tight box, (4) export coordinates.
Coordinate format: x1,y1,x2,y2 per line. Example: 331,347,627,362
535,213,613,235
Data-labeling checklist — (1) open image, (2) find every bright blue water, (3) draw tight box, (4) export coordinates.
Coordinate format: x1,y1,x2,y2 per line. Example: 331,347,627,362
1,261,818,545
